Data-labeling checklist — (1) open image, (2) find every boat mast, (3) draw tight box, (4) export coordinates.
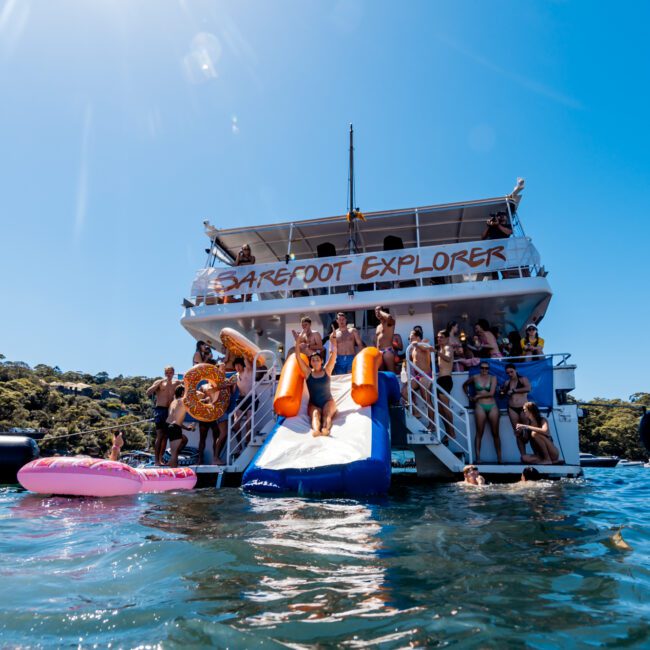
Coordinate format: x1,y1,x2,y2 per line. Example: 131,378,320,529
347,123,359,255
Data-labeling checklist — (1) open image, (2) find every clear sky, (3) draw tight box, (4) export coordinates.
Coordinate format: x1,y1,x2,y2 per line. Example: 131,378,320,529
1,0,648,400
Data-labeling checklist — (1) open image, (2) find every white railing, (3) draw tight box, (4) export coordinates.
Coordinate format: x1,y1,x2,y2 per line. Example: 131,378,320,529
225,351,277,465
404,343,473,463
487,352,572,366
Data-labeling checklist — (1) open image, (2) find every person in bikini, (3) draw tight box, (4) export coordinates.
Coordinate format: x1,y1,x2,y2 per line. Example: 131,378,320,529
374,306,402,372
165,385,194,468
294,330,338,437
146,366,182,465
501,363,531,457
292,317,323,357
403,329,435,423
332,312,364,374
235,245,256,301
192,340,212,365
463,361,502,463
470,319,502,358
436,330,456,441
517,401,560,465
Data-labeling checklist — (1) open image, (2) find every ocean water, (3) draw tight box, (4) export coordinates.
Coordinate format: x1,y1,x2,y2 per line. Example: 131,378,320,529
1,469,649,649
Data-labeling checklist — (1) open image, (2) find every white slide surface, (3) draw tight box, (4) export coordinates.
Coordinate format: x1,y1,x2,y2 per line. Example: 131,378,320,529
255,374,372,471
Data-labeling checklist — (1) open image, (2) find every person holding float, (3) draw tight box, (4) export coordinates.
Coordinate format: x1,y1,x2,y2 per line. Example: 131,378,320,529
293,330,338,437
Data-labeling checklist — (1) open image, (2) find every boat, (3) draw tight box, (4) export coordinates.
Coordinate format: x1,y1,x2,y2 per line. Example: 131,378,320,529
579,452,619,468
617,459,644,468
178,126,583,489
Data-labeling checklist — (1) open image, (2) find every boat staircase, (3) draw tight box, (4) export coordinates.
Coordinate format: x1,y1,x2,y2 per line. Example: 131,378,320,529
193,351,278,487
402,344,473,478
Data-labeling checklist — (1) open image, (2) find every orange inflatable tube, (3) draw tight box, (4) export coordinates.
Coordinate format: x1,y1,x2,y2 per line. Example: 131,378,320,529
273,353,309,417
351,347,382,407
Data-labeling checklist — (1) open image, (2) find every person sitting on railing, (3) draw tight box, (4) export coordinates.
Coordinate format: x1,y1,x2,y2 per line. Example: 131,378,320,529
293,331,338,437
374,306,403,372
403,329,435,424
463,465,486,486
517,401,560,465
469,319,503,358
292,317,324,357
463,362,502,464
520,324,545,359
235,244,256,301
332,312,364,375
501,363,531,458
436,330,456,441
481,211,512,240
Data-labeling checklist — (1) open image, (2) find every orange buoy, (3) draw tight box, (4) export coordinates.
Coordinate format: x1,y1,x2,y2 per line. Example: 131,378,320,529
351,347,382,406
273,353,308,417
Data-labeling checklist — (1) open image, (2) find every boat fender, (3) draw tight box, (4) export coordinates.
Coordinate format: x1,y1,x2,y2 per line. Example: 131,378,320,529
0,435,39,484
351,347,383,406
183,363,231,422
220,327,264,366
274,353,308,417
639,412,650,453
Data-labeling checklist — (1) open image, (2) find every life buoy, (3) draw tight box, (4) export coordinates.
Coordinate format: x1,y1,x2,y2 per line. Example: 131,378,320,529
183,363,231,422
220,327,264,366
639,412,650,452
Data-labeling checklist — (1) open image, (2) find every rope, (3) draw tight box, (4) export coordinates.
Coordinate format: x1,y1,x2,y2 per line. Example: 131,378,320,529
40,418,154,442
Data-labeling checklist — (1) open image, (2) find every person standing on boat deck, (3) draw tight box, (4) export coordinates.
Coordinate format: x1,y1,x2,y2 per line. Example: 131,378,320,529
235,244,256,301
292,317,323,356
294,331,338,437
521,324,545,359
472,319,502,358
463,362,502,463
403,329,435,423
436,330,456,440
193,340,215,365
501,363,531,457
481,211,512,240
146,366,182,465
375,306,402,372
165,385,193,468
333,312,364,374
518,401,560,465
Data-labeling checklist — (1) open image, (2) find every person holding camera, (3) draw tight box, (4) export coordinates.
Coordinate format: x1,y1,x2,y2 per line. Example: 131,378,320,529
235,244,256,301
481,211,512,240
520,324,544,359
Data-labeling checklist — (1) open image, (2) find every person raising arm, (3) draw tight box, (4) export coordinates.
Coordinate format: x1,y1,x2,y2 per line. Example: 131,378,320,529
294,330,338,437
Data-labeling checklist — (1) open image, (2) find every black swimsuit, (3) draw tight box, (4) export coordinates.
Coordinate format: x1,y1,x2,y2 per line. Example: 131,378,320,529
306,373,333,409
508,378,526,415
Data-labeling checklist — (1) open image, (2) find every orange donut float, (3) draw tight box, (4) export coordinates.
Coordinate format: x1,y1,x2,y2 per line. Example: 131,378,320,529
220,327,264,367
183,363,231,422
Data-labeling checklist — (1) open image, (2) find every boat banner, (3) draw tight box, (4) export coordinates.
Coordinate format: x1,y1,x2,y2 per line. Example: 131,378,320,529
468,357,554,409
191,237,540,298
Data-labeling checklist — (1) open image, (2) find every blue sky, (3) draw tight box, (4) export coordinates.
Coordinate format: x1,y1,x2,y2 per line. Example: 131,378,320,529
1,0,648,400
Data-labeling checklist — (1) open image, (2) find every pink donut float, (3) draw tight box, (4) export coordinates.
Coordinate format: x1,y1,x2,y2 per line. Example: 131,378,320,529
18,457,142,497
137,467,197,493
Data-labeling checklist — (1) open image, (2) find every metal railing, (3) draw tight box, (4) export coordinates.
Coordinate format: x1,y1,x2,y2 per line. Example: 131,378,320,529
225,351,277,465
404,343,473,463
481,352,572,367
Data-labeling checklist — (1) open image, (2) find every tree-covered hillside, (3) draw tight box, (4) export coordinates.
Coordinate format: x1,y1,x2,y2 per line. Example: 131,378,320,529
0,354,156,457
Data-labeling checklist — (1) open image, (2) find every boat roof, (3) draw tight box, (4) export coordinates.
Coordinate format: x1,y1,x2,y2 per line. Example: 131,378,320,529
206,195,520,264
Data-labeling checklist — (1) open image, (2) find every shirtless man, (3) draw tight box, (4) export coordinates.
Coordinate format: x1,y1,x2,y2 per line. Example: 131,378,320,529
146,366,182,465
292,317,323,356
374,306,402,372
332,312,364,374
436,330,456,440
403,329,434,423
165,385,193,468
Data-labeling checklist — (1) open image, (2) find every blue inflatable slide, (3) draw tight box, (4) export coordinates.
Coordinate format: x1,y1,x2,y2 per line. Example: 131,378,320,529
242,372,400,496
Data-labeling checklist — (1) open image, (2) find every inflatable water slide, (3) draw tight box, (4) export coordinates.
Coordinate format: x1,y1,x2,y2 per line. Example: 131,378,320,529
242,348,400,496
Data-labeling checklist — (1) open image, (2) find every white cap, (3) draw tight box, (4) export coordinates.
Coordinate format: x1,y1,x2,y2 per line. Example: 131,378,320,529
525,323,538,330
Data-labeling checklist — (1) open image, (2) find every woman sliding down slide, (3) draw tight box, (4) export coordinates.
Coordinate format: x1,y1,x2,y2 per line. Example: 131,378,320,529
294,330,338,437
